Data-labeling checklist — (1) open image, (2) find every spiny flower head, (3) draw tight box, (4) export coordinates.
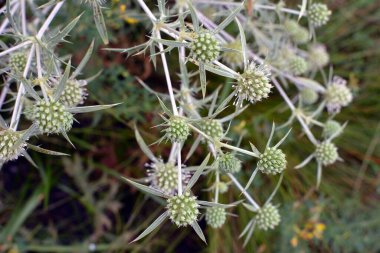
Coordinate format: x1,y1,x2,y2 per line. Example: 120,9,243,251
222,39,243,69
289,56,308,75
164,116,190,143
167,191,199,227
205,207,226,228
256,203,281,231
59,79,88,107
322,120,341,139
315,141,338,166
308,44,329,69
217,181,229,193
257,147,287,175
9,52,27,74
149,162,178,195
190,31,221,63
30,100,73,134
300,88,319,105
308,3,331,27
218,152,241,174
201,119,223,141
325,76,353,113
234,62,272,107
284,20,309,44
0,129,26,163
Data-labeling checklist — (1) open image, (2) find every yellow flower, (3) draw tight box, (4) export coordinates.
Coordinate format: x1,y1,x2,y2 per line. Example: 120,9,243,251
290,236,298,247
119,4,139,24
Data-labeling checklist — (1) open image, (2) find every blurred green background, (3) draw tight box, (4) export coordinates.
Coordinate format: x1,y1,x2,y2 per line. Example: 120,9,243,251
0,0,379,252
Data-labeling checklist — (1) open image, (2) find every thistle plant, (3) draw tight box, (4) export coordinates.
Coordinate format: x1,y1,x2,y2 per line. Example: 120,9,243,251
104,0,354,247
1,0,354,249
0,1,116,168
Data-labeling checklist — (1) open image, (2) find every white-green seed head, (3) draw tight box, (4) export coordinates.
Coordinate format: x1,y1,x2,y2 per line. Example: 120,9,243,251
257,147,287,175
308,44,329,69
322,120,341,139
284,20,309,44
289,56,308,75
59,79,88,107
23,99,35,121
9,52,27,74
217,181,229,194
191,31,221,63
165,117,190,143
300,88,319,105
222,40,243,69
325,76,353,113
152,163,178,195
315,141,338,166
218,152,241,174
201,119,224,141
0,129,26,163
308,3,332,27
205,207,227,228
256,203,281,231
235,62,272,107
167,191,199,227
31,100,73,134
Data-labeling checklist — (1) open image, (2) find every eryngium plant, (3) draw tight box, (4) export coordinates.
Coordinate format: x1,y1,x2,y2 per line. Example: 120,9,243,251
0,1,116,168
107,0,353,247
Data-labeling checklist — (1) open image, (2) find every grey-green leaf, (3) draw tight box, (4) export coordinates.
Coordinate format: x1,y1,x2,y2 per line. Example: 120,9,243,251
122,177,169,199
134,127,158,163
199,63,207,98
72,40,94,78
53,59,71,101
185,153,210,191
213,2,244,34
49,14,82,46
132,211,169,243
235,18,248,69
191,222,207,243
27,144,70,156
67,103,121,113
93,3,109,44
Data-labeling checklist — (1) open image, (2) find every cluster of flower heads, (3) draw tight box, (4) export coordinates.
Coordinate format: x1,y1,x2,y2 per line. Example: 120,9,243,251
113,0,355,247
0,1,114,167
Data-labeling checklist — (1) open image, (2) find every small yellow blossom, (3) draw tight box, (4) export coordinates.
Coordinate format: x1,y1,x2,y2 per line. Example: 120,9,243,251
119,4,139,24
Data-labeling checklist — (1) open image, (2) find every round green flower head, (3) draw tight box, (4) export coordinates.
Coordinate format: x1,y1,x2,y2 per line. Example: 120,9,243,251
256,203,281,231
218,152,241,174
308,3,331,27
284,20,309,44
257,147,287,175
191,31,221,63
308,44,329,69
300,88,319,105
217,181,229,194
0,130,26,163
206,207,226,228
9,52,27,74
315,141,338,166
201,119,223,141
325,77,353,113
165,117,190,143
222,39,243,69
322,120,341,139
289,56,308,75
59,79,88,107
167,191,199,227
153,163,178,195
31,100,73,134
235,62,272,106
